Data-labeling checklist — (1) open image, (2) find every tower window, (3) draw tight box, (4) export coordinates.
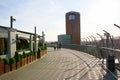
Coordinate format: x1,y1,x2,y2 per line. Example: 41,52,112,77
69,15,75,20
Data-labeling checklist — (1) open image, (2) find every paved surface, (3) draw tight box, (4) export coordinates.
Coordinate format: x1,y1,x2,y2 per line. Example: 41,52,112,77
0,47,119,80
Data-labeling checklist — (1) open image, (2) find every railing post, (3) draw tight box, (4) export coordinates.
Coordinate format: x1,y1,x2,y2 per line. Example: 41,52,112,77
96,33,105,64
103,30,115,72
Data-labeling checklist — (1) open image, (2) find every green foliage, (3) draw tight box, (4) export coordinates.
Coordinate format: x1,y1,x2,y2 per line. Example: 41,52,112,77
41,46,44,50
19,54,22,61
44,46,47,50
26,52,30,57
30,51,34,56
40,45,47,51
14,51,20,62
3,58,9,64
38,48,41,53
9,58,16,65
23,51,26,58
16,34,30,51
0,57,2,62
38,39,44,47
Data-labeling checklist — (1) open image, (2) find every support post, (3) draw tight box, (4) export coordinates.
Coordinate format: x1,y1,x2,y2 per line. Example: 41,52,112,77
34,27,37,52
10,16,13,28
103,30,115,72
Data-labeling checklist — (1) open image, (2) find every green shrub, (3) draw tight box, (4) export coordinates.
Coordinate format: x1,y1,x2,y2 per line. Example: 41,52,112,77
23,51,26,58
9,58,16,65
44,44,47,50
14,51,20,62
41,46,44,50
44,46,47,50
0,57,2,62
26,53,30,57
3,58,9,64
30,51,34,56
19,54,22,61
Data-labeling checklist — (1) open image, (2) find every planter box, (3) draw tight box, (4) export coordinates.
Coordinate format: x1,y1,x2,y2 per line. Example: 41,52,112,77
10,63,16,71
45,50,47,54
32,56,34,61
30,56,32,62
37,52,41,59
34,54,37,60
41,51,44,57
4,64,10,73
27,56,31,64
0,61,4,75
35,54,37,60
16,61,21,69
22,58,26,66
20,60,22,67
33,55,36,61
40,52,43,57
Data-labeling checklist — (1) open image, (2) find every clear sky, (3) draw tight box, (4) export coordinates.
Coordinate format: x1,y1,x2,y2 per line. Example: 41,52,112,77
0,0,120,41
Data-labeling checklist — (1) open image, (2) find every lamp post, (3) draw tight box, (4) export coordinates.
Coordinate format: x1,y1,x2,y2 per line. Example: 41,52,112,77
114,24,120,29
87,37,91,45
103,30,113,48
103,30,115,72
96,33,105,47
34,27,37,52
96,33,105,64
90,35,99,58
103,30,110,48
42,31,45,47
10,16,16,28
90,35,97,45
89,36,95,45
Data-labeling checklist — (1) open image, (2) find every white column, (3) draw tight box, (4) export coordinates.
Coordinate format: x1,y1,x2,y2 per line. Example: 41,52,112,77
8,29,17,58
30,35,33,51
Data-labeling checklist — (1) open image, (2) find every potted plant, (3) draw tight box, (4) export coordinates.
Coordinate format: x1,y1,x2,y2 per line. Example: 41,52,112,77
44,45,47,54
19,54,22,67
33,51,36,61
3,58,10,73
22,51,27,66
14,51,20,69
0,57,4,75
26,53,30,64
9,58,16,71
31,51,34,61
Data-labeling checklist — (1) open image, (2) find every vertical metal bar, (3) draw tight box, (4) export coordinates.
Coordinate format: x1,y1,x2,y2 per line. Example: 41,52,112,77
10,16,13,28
35,26,37,52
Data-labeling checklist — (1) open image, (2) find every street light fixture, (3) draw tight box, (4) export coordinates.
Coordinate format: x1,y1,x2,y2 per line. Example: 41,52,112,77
103,30,114,48
103,30,110,35
103,30,110,48
96,33,105,64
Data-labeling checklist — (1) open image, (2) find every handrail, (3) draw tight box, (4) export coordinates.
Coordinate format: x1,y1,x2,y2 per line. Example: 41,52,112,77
82,44,120,53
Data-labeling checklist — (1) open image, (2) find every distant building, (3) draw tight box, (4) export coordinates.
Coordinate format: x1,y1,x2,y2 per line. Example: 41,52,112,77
66,11,81,44
58,34,71,44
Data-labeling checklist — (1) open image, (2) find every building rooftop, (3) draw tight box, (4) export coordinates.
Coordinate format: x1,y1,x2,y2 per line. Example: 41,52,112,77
0,25,36,35
67,11,80,14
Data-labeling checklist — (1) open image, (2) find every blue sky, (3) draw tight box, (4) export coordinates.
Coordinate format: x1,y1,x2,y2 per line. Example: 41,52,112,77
0,0,120,41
